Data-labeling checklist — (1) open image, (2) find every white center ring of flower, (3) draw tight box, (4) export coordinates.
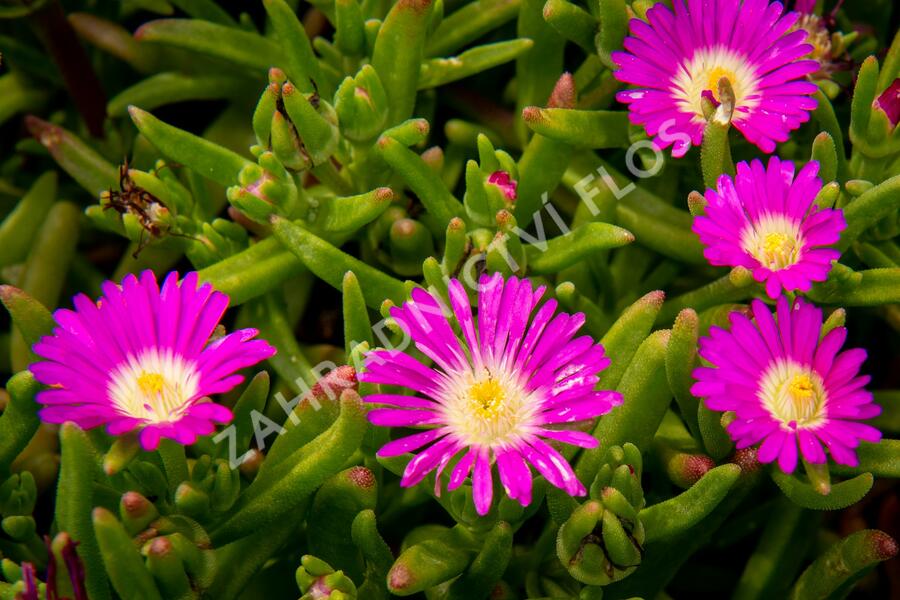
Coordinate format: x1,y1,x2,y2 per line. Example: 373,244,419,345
438,364,542,448
740,213,804,270
758,359,828,429
108,348,200,423
671,45,761,121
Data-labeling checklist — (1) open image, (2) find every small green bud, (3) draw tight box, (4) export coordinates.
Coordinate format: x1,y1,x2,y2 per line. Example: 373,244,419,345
104,434,141,476
120,491,160,536
335,65,389,142
296,555,358,600
389,526,476,596
0,472,37,516
389,218,435,276
557,499,643,586
1,515,36,541
227,151,300,223
174,482,211,519
147,536,193,599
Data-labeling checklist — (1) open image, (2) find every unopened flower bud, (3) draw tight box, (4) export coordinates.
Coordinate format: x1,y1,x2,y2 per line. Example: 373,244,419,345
487,171,517,202
874,78,900,128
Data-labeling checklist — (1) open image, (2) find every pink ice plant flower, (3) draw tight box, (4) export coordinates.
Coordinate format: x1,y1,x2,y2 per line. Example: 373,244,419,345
360,273,622,515
692,296,882,473
692,157,845,298
30,271,275,450
612,0,819,156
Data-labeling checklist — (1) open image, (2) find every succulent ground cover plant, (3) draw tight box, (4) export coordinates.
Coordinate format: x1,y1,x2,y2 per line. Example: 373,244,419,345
0,0,899,597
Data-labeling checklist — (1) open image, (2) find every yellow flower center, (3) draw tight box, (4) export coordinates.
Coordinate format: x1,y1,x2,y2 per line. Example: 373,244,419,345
439,367,541,448
789,374,815,400
137,372,166,396
108,349,199,423
759,361,828,429
741,215,804,271
468,378,505,418
671,45,761,122
761,232,798,268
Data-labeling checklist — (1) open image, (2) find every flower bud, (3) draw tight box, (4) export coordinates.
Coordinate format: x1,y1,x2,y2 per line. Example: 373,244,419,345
174,482,210,519
389,218,435,276
308,467,377,581
557,498,644,586
104,434,141,476
1,515,36,541
335,65,389,142
146,537,193,598
296,555,358,600
389,526,475,596
0,472,37,516
227,151,300,223
185,218,249,269
874,78,900,128
487,170,517,202
120,491,160,536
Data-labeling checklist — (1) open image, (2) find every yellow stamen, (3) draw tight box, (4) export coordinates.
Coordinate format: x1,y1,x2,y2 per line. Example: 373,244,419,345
759,361,828,429
760,232,798,269
789,374,815,400
468,378,505,418
137,372,166,396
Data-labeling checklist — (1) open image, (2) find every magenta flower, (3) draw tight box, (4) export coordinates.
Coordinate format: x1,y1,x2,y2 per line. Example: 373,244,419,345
360,274,622,515
692,296,881,473
612,0,819,156
30,271,275,450
692,157,845,298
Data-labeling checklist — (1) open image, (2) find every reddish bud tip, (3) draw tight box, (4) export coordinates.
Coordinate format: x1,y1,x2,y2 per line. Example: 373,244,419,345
681,454,716,486
25,115,62,149
397,0,433,14
495,209,514,228
871,531,899,560
392,218,417,237
521,106,543,124
347,466,376,489
268,67,287,84
548,72,576,109
374,187,394,202
133,23,151,40
304,366,358,409
122,492,149,515
148,537,172,556
731,447,761,474
388,563,414,591
642,290,666,307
